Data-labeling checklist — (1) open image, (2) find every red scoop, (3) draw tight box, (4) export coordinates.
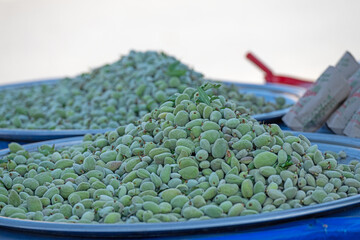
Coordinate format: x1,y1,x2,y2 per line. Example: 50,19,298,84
246,52,313,88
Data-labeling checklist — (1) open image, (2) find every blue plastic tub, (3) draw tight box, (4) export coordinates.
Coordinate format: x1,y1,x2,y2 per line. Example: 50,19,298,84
0,78,305,142
0,132,359,239
1,217,360,240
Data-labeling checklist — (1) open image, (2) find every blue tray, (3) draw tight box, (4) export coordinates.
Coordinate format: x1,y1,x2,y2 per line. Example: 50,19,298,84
0,217,359,240
0,79,305,142
0,132,358,239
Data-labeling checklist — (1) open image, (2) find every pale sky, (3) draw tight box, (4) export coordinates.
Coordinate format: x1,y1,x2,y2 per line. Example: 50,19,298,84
0,0,359,85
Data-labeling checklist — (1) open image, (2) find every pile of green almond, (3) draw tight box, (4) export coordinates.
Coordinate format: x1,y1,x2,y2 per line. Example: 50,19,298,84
0,51,287,130
0,83,358,224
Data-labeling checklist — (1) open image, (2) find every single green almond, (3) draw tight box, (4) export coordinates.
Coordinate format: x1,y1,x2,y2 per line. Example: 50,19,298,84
200,130,220,144
253,152,278,168
160,188,181,202
228,203,244,216
259,166,277,177
104,212,121,223
218,184,239,197
179,166,199,180
27,196,43,212
8,190,21,207
201,205,223,218
212,138,228,159
182,206,204,219
202,186,218,200
54,159,74,169
241,179,254,198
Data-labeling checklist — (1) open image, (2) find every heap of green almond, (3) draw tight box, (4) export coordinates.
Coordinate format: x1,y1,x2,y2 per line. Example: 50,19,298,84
0,51,287,130
0,84,356,224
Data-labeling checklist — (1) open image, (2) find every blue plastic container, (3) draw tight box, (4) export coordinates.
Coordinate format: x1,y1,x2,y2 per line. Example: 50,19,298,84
0,132,359,239
0,79,305,142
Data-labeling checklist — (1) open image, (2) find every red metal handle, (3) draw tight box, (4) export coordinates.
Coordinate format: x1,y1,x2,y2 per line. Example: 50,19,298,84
246,51,313,88
266,75,313,88
246,52,273,76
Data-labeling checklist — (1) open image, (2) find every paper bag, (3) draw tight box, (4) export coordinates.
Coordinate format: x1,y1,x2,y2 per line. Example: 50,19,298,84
343,106,360,138
349,68,360,96
335,51,360,79
326,88,360,134
282,66,351,132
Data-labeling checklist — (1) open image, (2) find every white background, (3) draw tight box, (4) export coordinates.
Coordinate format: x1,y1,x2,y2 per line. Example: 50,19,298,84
0,0,359,85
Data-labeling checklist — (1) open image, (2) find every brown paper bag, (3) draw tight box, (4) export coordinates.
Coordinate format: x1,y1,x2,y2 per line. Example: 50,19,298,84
349,68,360,96
335,51,360,79
282,66,350,132
326,88,360,134
343,106,360,138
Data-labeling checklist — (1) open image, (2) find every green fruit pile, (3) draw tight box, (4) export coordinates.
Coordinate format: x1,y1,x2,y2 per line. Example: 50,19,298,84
0,85,357,224
0,51,287,130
